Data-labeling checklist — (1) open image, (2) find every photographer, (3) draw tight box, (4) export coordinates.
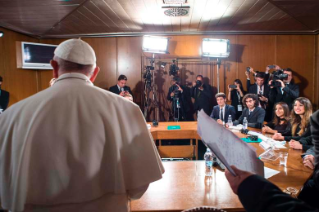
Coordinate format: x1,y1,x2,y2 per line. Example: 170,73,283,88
228,79,246,119
268,68,299,110
246,66,271,91
191,75,213,116
246,71,271,121
109,75,133,101
167,77,193,121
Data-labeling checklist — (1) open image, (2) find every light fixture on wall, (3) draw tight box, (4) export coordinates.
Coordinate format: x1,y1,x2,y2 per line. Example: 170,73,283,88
201,38,231,93
142,36,169,54
0,31,4,37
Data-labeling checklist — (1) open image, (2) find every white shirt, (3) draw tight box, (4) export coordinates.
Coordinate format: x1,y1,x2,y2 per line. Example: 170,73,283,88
0,73,164,212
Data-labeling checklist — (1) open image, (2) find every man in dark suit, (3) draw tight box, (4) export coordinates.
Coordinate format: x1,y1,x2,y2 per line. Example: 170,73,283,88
109,75,133,100
246,71,271,121
191,75,213,116
0,76,9,111
269,68,299,110
233,94,265,129
210,92,236,125
167,76,193,121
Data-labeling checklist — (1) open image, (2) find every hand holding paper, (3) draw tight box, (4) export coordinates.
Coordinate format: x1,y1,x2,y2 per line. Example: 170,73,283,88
197,110,264,177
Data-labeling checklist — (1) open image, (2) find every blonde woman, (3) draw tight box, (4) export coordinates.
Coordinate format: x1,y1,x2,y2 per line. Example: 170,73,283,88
273,97,312,150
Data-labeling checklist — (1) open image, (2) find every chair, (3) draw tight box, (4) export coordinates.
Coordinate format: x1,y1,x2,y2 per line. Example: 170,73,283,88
182,206,226,212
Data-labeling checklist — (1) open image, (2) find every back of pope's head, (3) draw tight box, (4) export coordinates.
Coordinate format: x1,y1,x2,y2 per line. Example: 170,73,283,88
51,39,99,81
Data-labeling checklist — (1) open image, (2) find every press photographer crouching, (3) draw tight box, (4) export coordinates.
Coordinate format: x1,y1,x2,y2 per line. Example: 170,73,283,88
233,94,265,129
167,76,193,121
269,68,299,110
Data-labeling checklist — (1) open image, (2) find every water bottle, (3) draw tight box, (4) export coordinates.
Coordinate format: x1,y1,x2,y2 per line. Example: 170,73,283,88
204,148,213,176
243,117,248,130
227,115,233,127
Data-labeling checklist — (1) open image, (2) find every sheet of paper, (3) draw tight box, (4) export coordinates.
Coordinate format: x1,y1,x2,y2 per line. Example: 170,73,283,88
264,167,280,179
197,110,264,177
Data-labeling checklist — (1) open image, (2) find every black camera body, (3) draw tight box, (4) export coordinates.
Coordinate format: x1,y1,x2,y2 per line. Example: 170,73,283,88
195,80,202,88
268,65,276,69
271,69,288,87
246,67,250,72
229,84,237,89
172,84,181,99
169,63,179,76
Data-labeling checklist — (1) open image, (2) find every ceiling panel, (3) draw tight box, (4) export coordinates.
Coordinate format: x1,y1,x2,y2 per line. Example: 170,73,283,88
0,0,317,38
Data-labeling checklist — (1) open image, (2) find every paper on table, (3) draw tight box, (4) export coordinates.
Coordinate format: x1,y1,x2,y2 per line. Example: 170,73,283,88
264,167,280,179
197,110,264,177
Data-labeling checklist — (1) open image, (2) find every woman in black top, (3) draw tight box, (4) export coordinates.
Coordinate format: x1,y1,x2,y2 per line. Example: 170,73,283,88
273,97,313,150
228,79,245,119
262,102,291,135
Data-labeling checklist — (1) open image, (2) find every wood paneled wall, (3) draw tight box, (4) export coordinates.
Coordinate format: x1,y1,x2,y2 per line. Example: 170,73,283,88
1,28,318,119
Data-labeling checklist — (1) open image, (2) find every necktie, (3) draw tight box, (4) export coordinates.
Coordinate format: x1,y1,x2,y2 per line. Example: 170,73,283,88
259,85,263,95
220,108,224,121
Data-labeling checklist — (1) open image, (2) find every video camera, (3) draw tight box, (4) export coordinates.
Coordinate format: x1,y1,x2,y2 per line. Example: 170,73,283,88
195,80,202,88
169,60,179,76
271,69,288,87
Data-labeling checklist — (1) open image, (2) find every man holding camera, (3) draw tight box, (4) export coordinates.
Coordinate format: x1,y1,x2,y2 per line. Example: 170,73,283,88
167,76,193,121
109,75,133,101
269,68,299,110
191,75,213,116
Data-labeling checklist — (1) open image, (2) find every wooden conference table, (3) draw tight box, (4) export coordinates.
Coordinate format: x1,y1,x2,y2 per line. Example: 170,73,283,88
131,121,313,212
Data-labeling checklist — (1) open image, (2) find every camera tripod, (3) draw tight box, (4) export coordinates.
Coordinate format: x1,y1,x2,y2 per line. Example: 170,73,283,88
143,57,159,122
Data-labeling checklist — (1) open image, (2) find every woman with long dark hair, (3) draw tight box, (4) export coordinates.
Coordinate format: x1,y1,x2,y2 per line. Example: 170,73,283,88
262,102,291,135
228,79,246,119
273,97,313,150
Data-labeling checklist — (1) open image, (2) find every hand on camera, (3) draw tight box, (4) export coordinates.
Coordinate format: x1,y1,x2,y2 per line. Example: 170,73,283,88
245,71,250,78
228,85,233,91
265,66,270,72
276,80,285,88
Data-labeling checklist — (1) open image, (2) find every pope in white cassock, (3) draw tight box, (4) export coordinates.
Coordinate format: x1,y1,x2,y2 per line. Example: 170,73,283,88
0,39,164,212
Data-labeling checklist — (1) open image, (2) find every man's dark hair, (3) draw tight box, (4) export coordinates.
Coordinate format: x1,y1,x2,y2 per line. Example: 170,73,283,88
255,72,265,79
284,68,293,74
196,75,203,80
215,92,226,99
0,76,2,82
118,75,127,81
242,94,259,108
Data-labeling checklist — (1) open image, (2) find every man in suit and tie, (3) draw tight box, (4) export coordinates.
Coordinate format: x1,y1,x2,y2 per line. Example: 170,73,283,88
0,76,9,111
210,92,236,125
109,75,133,100
269,68,299,110
246,72,271,121
234,94,265,129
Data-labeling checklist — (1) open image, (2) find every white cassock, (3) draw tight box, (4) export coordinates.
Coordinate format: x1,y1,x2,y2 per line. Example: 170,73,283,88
0,73,164,212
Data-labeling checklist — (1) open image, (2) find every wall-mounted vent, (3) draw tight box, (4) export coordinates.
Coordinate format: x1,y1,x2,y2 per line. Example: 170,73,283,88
162,6,190,17
163,0,187,4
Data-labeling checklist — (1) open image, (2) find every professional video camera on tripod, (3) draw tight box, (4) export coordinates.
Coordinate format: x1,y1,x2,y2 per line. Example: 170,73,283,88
143,59,159,122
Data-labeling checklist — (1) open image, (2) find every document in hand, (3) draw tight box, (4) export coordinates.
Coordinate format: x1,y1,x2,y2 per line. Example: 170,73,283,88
197,110,264,177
